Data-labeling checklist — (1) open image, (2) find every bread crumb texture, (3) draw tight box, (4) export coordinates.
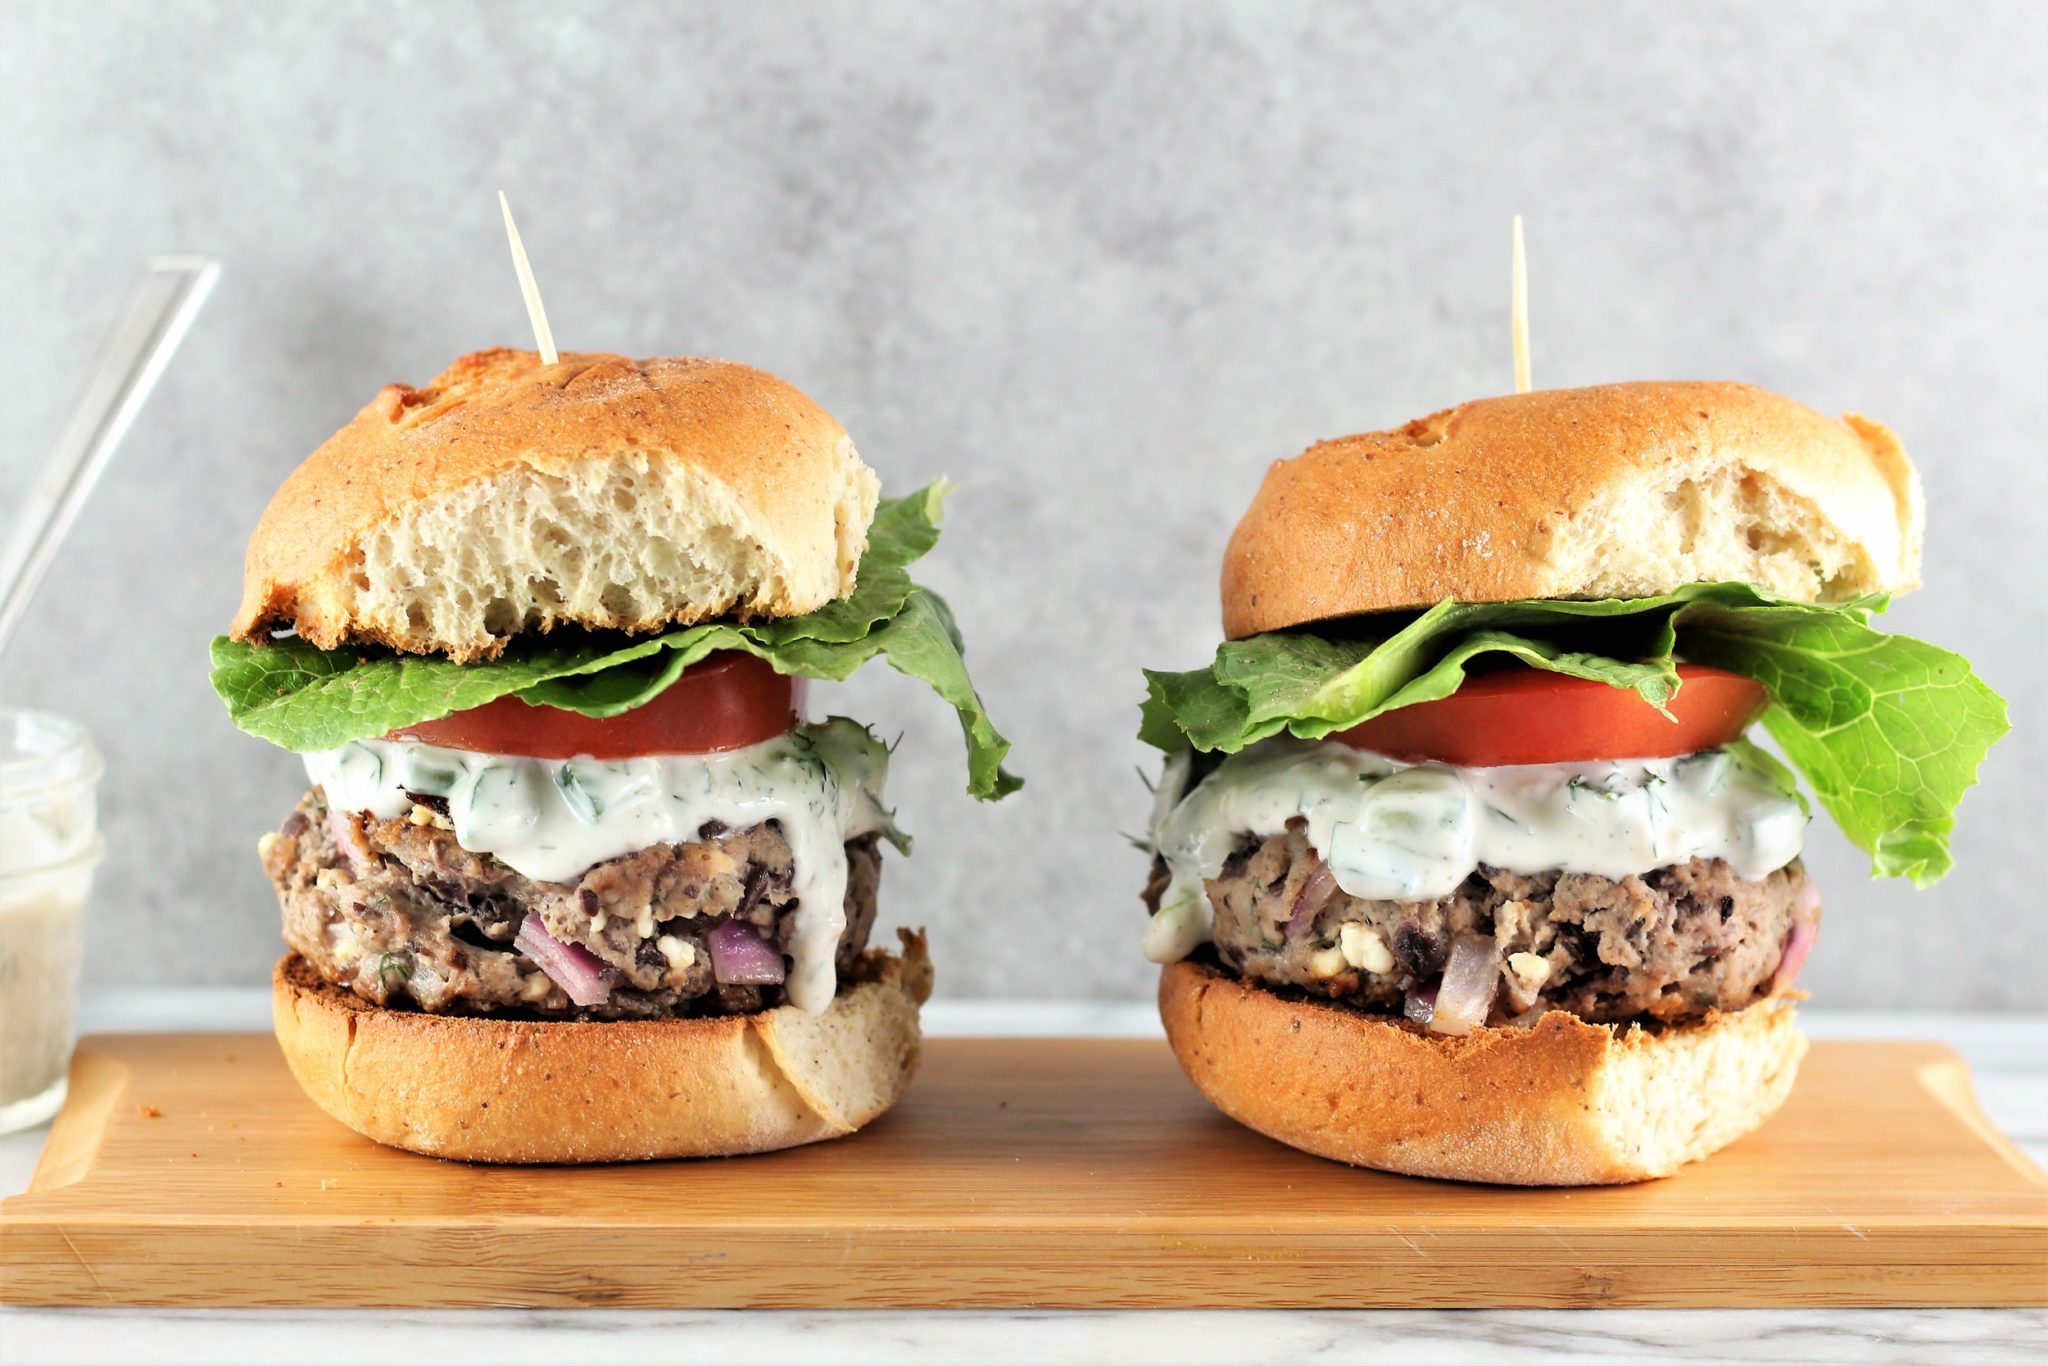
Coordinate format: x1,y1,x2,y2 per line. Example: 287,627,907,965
233,349,880,662
1222,381,1924,638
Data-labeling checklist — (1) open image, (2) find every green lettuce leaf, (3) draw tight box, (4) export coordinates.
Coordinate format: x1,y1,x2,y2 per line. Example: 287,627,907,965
1140,584,2006,884
1720,736,1810,818
1676,600,2004,885
211,483,1019,799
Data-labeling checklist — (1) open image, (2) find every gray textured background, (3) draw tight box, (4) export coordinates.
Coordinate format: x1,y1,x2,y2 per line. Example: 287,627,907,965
3,1,2043,1006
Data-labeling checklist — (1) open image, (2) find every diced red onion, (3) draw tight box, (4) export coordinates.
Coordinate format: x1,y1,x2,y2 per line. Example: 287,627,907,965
1403,984,1438,1025
1285,859,1340,937
325,809,371,875
514,916,617,1007
1427,933,1500,1036
1771,880,1822,994
1773,921,1819,995
708,921,786,986
1794,878,1822,925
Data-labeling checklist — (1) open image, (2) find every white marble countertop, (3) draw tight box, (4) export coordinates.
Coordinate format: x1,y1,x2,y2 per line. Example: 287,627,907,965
4,992,2045,1364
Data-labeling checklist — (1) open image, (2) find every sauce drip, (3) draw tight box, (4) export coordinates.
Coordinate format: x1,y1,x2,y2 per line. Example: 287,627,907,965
305,718,895,1014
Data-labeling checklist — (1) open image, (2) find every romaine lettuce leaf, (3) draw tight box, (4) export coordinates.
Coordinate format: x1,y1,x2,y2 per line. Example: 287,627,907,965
1676,600,2004,885
211,483,1019,799
1140,584,2005,884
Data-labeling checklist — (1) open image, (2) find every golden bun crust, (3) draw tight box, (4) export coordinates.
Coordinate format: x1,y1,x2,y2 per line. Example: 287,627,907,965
233,349,880,662
272,933,931,1164
1159,958,1806,1186
1222,381,1923,638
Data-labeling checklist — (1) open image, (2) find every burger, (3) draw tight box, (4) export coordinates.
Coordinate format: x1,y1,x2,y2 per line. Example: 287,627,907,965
1138,381,2006,1185
211,348,1016,1162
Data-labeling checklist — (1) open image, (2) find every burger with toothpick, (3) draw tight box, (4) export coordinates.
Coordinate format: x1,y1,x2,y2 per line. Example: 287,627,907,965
1138,354,2006,1183
212,209,1015,1162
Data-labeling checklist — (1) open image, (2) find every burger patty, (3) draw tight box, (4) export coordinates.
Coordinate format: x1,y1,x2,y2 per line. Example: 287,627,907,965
261,790,881,1020
1146,823,1809,1025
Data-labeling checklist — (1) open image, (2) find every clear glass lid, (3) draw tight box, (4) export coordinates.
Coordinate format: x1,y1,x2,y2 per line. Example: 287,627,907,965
0,706,103,872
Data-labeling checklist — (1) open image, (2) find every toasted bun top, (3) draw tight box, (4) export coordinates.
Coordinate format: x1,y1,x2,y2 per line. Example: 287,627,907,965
1221,381,1924,639
232,349,880,662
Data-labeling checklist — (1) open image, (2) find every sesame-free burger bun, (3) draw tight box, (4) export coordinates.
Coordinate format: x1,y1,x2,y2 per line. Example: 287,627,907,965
272,933,932,1164
1221,381,1923,638
233,349,881,662
1158,957,1806,1185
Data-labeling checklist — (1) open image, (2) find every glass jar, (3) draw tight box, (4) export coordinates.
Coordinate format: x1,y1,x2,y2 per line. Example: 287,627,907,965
0,707,103,1133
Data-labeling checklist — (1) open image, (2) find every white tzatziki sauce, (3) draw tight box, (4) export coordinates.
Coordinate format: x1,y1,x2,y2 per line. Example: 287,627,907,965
304,718,895,1014
0,708,103,1129
1143,739,1807,964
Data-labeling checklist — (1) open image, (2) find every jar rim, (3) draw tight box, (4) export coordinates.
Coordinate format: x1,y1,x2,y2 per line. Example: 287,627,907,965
0,706,104,807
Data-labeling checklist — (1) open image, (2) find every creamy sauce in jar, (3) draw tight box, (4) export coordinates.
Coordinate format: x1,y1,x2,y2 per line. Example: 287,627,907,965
305,718,895,1014
0,708,103,1132
1143,739,1806,963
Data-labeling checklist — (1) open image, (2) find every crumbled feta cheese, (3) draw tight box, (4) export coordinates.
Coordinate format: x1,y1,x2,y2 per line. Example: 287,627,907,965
406,803,454,830
1339,923,1395,974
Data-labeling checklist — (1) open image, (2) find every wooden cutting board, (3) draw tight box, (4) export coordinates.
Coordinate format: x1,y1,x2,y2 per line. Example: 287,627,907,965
2,1033,2043,1308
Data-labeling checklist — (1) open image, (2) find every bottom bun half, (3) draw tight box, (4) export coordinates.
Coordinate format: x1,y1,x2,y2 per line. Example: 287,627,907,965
273,930,933,1164
1159,957,1805,1186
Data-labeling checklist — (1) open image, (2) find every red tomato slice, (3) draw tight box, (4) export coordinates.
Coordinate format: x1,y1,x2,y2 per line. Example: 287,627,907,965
1330,664,1765,767
389,652,803,759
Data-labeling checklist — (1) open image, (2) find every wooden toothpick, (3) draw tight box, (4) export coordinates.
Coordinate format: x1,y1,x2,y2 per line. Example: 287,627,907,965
1511,215,1532,394
499,191,559,364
